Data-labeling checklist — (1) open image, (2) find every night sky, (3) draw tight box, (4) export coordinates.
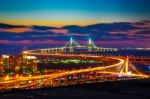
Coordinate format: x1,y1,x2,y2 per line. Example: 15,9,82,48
0,0,150,49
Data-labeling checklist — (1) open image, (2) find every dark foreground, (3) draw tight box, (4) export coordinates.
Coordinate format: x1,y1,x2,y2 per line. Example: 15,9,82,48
0,78,150,99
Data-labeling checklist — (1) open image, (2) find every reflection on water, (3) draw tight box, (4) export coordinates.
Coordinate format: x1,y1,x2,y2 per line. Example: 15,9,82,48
134,63,150,74
86,50,150,56
147,66,150,71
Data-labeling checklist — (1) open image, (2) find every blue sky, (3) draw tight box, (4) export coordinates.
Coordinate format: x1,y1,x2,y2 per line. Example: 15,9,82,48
0,0,150,51
0,0,150,26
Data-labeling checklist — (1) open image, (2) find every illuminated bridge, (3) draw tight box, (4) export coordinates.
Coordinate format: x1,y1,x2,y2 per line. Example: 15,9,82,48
0,53,148,91
26,38,118,53
129,56,150,65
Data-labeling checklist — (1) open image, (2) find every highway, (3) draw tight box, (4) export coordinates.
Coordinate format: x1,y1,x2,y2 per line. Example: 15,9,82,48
0,53,149,91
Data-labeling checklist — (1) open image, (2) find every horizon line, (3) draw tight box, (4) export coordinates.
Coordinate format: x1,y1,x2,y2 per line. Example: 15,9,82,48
1,20,149,27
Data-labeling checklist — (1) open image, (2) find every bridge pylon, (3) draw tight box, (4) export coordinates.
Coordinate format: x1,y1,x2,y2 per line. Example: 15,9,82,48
119,56,129,74
125,56,129,74
69,37,73,52
63,37,81,52
87,38,97,51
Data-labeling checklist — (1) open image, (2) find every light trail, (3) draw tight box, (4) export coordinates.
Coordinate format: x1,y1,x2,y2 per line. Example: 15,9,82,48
0,53,149,91
0,56,123,84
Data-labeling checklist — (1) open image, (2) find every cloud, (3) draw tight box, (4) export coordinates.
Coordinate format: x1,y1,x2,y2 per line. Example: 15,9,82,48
95,40,150,47
48,29,68,34
0,40,32,44
67,33,89,36
86,22,141,32
63,25,92,34
0,27,33,33
109,29,145,36
136,29,150,35
0,23,26,29
32,25,57,30
0,40,66,45
0,20,150,48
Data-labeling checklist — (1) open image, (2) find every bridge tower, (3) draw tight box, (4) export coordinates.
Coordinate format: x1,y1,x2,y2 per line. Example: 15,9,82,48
87,38,96,52
69,37,74,52
120,56,129,74
64,37,81,52
125,56,129,74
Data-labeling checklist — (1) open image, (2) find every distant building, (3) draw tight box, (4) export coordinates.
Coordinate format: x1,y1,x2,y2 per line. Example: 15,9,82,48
0,55,38,73
2,55,10,72
0,56,4,72
21,55,38,73
9,55,22,71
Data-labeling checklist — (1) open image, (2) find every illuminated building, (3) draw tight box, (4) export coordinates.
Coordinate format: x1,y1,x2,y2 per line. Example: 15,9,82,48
0,55,22,72
0,56,4,72
2,55,10,72
21,55,38,73
0,55,37,74
9,56,21,71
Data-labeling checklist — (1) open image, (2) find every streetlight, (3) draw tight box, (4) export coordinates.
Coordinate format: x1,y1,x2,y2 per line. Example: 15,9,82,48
16,74,19,78
4,75,9,80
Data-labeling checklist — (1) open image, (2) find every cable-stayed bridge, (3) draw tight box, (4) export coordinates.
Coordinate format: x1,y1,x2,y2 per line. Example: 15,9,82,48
28,38,118,53
0,38,149,91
